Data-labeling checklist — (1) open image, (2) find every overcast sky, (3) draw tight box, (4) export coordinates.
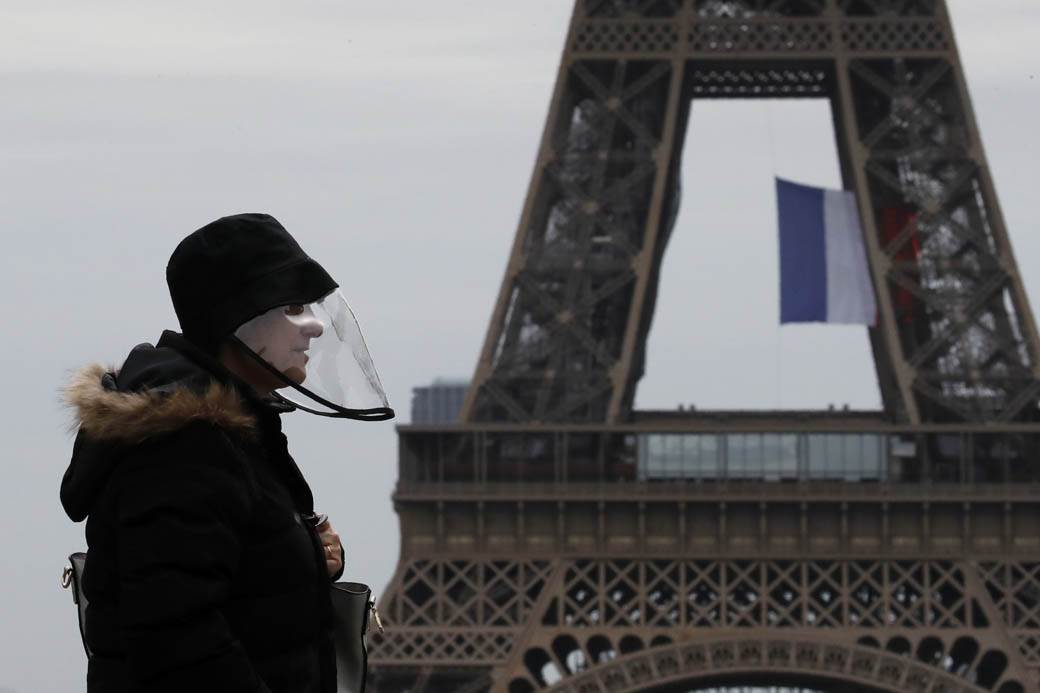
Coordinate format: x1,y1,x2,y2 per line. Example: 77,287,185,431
1,2,1037,691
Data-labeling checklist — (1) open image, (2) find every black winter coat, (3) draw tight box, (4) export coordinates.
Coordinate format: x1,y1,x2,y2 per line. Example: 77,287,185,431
61,331,340,693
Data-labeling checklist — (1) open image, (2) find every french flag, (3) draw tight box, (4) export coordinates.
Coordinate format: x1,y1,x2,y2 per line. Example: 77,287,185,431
776,178,877,326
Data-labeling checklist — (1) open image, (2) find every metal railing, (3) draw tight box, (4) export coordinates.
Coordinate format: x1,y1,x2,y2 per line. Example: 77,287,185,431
397,423,1040,489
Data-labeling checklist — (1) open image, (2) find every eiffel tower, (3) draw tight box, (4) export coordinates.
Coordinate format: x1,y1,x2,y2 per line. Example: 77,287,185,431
368,2,1040,691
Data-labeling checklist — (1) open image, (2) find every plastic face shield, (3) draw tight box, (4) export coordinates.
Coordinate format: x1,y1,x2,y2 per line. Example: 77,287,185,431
233,290,394,420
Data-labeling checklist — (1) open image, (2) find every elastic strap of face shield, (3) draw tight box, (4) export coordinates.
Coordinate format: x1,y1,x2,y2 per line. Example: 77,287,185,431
231,336,396,422
269,393,394,420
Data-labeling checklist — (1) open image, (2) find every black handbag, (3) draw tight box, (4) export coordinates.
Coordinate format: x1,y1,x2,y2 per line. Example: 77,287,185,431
63,552,380,693
62,552,92,658
329,581,381,693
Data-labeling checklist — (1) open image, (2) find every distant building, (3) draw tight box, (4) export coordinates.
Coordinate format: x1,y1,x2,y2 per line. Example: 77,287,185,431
411,378,469,424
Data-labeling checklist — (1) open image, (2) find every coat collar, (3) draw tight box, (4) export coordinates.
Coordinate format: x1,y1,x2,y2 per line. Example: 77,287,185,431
64,362,258,444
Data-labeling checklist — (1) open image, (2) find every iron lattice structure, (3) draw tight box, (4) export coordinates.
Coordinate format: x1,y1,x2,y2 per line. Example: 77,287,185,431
369,2,1040,692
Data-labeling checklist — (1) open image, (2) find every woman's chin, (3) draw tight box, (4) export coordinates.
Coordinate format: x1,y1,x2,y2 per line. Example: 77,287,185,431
282,366,307,385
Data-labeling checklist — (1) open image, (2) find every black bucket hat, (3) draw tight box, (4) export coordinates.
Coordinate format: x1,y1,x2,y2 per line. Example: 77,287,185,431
167,213,337,352
166,213,393,421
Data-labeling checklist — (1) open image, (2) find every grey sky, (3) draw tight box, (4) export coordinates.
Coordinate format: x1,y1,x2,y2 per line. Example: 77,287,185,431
1,2,1037,691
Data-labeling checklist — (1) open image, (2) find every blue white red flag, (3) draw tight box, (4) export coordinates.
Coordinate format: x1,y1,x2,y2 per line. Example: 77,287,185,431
776,178,877,325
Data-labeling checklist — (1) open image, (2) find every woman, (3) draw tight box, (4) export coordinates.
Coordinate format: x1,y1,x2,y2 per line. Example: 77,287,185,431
61,213,394,692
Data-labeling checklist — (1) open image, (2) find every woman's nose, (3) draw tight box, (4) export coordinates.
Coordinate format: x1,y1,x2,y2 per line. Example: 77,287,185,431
300,317,324,339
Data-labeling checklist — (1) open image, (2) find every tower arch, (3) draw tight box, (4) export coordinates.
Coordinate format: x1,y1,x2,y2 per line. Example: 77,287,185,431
535,635,1006,693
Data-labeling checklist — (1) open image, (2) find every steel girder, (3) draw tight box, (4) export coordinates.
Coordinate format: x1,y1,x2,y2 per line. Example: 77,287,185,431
459,0,1040,425
369,3,1040,693
368,556,1038,692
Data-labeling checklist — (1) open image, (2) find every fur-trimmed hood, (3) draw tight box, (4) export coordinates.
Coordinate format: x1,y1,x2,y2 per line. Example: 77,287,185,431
61,332,261,522
65,363,255,444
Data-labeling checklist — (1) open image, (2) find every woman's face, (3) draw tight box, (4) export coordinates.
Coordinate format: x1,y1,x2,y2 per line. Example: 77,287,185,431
236,304,325,385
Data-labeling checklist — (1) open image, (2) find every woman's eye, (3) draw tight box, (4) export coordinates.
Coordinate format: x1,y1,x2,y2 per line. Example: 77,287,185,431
285,305,305,316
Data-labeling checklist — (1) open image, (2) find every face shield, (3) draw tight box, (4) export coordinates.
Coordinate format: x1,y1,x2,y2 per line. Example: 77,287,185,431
233,290,394,421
